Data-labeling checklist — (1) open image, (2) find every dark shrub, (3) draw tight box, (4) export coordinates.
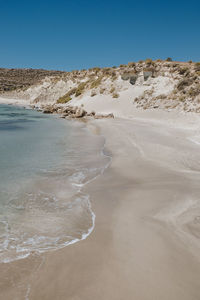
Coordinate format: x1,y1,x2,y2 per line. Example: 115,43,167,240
178,67,189,75
194,62,200,72
128,62,136,67
112,93,119,98
177,79,193,90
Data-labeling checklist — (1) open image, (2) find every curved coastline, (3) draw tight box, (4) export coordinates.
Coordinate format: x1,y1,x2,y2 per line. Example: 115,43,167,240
1,100,200,299
0,103,112,264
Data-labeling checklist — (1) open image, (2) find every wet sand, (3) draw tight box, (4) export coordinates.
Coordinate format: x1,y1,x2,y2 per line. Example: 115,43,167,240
1,116,200,300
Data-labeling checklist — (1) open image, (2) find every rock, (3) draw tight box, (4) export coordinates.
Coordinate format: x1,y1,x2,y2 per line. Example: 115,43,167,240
129,75,138,85
143,67,155,81
71,106,78,114
94,115,104,119
43,105,55,114
105,113,114,118
87,111,96,116
57,108,64,114
121,72,138,84
143,71,152,81
121,73,130,81
73,107,87,118
60,114,68,118
94,113,114,119
43,104,113,119
42,105,61,114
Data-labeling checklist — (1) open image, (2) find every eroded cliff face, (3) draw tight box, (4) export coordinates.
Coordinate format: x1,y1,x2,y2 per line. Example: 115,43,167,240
0,60,200,114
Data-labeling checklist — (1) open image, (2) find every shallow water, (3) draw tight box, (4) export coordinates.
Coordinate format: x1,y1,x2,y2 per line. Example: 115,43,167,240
0,104,109,263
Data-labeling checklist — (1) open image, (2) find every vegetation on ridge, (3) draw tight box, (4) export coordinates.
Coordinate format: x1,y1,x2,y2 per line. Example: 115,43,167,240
1,58,200,114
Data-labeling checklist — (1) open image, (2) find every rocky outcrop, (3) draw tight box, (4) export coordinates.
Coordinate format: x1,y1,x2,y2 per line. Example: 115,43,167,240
43,105,57,114
41,105,114,119
143,67,155,81
143,71,153,81
121,72,138,85
129,75,138,85
94,113,114,119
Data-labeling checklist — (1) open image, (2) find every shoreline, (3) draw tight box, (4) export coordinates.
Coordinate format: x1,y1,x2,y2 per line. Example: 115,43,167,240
0,96,29,107
0,104,111,265
1,99,200,299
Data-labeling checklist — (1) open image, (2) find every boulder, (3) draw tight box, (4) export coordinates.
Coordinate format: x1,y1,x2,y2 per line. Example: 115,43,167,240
121,73,131,81
74,107,87,118
87,111,96,116
129,75,138,85
94,113,114,119
43,105,55,114
60,114,68,118
105,113,114,118
143,71,152,81
57,108,64,114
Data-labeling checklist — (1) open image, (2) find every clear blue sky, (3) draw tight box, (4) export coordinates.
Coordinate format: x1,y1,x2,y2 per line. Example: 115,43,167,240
0,0,199,71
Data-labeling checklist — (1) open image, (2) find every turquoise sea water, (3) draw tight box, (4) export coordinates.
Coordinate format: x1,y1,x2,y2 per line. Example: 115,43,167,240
0,104,108,263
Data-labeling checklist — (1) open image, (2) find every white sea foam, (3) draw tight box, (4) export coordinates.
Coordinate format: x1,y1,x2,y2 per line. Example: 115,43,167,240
0,195,96,263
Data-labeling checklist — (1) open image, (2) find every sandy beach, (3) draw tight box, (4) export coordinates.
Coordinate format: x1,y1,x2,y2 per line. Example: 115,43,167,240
0,0,199,296
1,110,200,300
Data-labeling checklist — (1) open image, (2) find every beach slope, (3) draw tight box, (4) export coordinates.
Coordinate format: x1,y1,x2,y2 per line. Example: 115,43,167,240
1,113,200,300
